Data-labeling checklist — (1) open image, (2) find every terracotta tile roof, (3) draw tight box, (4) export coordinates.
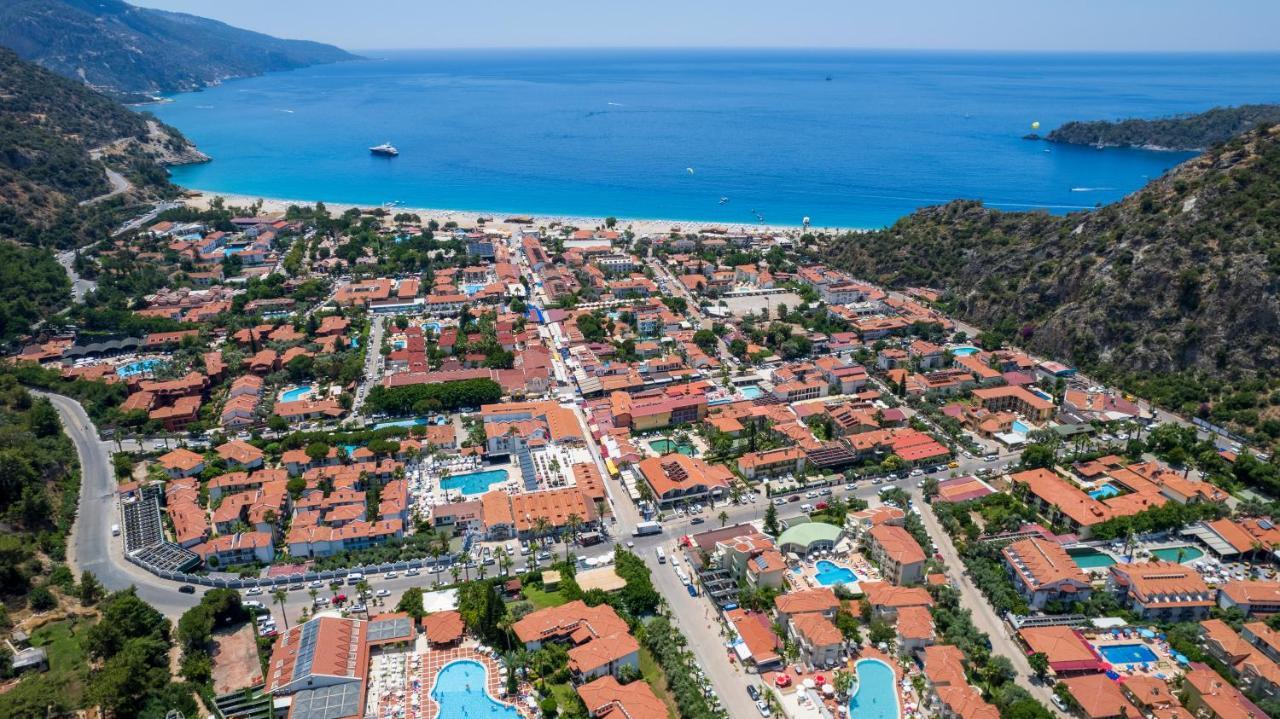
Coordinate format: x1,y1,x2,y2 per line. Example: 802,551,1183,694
790,612,842,647
577,676,668,719
158,447,204,472
774,588,839,616
1001,537,1090,591
895,605,934,641
1062,675,1142,719
421,610,465,645
868,524,927,566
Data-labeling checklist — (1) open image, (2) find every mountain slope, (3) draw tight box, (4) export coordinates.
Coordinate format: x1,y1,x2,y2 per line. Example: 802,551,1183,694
825,124,1280,430
0,0,357,96
1036,104,1280,151
0,46,204,236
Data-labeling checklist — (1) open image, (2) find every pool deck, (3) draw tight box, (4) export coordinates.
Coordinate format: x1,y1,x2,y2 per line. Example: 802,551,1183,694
420,646,533,719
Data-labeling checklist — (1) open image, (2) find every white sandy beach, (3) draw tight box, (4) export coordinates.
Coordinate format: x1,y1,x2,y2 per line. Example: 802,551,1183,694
182,189,859,236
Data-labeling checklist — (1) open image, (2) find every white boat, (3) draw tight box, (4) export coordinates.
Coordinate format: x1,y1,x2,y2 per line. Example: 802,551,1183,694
370,142,399,157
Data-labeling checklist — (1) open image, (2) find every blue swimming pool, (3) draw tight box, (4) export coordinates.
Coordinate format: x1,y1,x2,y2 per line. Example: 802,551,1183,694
739,385,764,400
424,322,442,334
1012,419,1030,434
1098,643,1158,665
116,359,162,377
848,659,899,719
441,469,509,495
951,346,979,357
280,384,313,402
1089,483,1121,500
372,417,430,430
814,560,858,586
431,660,517,719
463,283,486,296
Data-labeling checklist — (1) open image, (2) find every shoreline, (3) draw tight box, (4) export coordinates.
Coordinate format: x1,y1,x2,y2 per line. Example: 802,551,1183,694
180,188,866,236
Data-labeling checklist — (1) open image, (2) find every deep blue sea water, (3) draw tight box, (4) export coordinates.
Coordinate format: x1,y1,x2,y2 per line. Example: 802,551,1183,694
151,50,1280,228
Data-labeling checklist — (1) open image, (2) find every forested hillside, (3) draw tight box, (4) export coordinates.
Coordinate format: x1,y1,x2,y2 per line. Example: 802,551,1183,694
1038,104,1280,151
826,124,1280,440
0,0,356,97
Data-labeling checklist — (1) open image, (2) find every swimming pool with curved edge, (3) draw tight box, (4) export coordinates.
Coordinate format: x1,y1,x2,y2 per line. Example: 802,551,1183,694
814,560,858,586
430,660,518,719
848,658,900,719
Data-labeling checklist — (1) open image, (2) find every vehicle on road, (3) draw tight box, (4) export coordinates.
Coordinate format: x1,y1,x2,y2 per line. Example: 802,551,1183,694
346,572,364,585
788,495,800,502
1051,696,1068,712
756,700,772,717
309,580,324,589
690,517,705,524
405,568,419,577
747,686,760,701
178,584,196,594
633,520,663,536
656,547,666,563
111,523,121,536
289,583,303,591
375,589,391,597
384,571,398,579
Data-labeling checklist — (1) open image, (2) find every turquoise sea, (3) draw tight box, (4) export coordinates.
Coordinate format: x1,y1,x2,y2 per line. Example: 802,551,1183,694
151,50,1280,228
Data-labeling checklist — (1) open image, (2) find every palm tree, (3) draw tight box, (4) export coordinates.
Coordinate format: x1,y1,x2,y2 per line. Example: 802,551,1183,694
450,564,462,586
497,548,513,576
356,580,371,601
564,513,583,561
718,510,729,528
272,589,290,630
533,517,551,546
308,588,319,607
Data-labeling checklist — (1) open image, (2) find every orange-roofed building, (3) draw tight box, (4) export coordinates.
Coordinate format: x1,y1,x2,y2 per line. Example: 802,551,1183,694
157,447,205,478
861,581,934,617
896,605,935,652
865,524,926,585
264,615,368,717
1017,625,1103,676
577,676,669,719
1108,561,1215,621
1001,537,1093,608
725,608,782,669
1061,674,1142,719
1011,468,1113,538
636,453,731,508
1218,580,1280,616
788,612,843,667
216,439,265,470
421,610,465,647
1182,664,1268,719
512,600,638,681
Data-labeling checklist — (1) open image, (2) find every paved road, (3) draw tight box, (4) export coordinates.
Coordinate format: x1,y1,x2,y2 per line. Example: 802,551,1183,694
41,392,204,616
56,250,97,303
79,166,131,207
353,315,386,418
915,489,1065,718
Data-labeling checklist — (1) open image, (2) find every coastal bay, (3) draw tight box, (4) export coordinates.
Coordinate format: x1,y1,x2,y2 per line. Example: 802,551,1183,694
153,49,1280,228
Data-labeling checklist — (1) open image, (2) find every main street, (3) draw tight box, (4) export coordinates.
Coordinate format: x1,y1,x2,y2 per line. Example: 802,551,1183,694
914,488,1066,718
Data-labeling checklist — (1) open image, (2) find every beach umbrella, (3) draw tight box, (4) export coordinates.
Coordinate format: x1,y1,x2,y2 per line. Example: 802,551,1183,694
823,684,835,695
803,678,817,689
1140,629,1155,639
1175,654,1189,665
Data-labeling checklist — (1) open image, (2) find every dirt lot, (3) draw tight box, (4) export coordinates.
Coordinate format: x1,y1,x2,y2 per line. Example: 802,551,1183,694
211,623,264,694
720,291,804,317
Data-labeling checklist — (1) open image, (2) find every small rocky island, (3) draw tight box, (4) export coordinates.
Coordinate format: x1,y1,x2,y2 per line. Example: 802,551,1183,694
1025,103,1280,151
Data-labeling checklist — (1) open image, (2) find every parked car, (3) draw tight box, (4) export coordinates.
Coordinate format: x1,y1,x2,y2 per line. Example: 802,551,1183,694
690,517,705,525
375,589,391,597
289,583,304,591
747,685,760,701
756,700,772,717
245,587,263,596
178,585,196,594
405,568,420,577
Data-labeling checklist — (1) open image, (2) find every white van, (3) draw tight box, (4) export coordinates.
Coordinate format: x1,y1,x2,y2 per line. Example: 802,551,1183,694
346,572,364,585
656,547,666,564
111,523,121,537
